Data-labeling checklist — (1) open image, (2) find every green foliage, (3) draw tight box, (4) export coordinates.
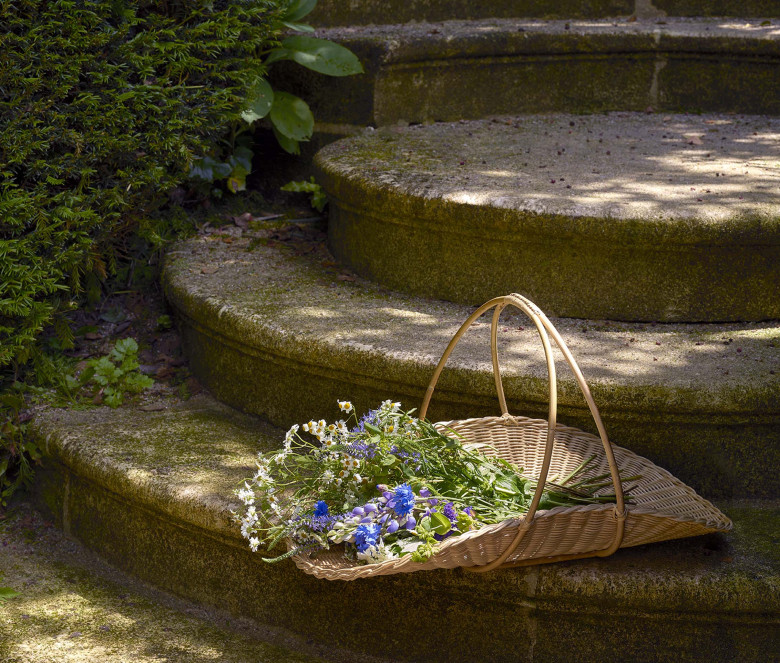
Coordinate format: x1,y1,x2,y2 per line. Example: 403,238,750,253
281,177,327,212
0,393,40,507
74,339,154,408
242,0,364,155
0,583,19,603
0,0,283,372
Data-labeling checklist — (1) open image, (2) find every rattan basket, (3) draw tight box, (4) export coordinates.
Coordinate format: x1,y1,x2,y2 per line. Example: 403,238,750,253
292,294,732,580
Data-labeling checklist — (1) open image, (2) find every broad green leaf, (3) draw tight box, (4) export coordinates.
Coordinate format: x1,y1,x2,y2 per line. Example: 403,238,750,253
230,146,253,173
282,21,315,33
430,512,452,536
279,36,363,77
282,0,317,22
272,127,301,155
241,78,274,123
270,92,313,141
264,48,290,66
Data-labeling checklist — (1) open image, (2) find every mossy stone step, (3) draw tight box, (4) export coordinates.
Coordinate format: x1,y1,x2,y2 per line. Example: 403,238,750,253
1,498,322,663
273,18,780,129
32,397,779,663
309,1,780,26
316,112,780,322
162,236,779,498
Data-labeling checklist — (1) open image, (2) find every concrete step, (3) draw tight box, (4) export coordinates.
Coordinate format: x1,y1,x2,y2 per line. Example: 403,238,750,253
272,18,780,129
316,112,780,322
309,1,780,26
31,396,779,663
162,234,779,498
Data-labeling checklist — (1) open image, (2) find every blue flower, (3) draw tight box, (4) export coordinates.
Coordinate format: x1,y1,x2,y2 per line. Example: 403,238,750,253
392,483,415,517
355,522,382,552
314,501,329,517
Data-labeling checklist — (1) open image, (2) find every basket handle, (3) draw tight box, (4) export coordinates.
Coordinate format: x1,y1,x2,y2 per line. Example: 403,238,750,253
419,294,625,571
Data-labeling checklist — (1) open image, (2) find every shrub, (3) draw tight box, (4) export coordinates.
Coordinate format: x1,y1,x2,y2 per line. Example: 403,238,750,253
0,0,283,370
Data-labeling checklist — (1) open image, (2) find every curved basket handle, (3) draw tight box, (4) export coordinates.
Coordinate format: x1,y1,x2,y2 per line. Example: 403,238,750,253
420,294,625,571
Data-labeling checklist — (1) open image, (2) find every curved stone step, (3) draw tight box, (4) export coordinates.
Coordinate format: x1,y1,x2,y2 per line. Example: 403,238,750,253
162,235,779,498
309,1,780,26
274,18,780,128
316,112,780,322
32,397,779,663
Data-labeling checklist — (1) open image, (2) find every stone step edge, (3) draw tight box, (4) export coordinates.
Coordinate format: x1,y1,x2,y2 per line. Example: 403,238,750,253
30,397,779,618
312,18,780,61
308,0,780,26
164,258,779,419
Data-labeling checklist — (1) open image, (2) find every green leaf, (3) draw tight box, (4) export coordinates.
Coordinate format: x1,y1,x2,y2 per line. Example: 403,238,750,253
241,78,274,124
270,92,313,141
282,0,317,22
231,146,254,173
282,21,315,33
272,126,301,155
278,36,363,77
0,587,19,602
430,511,452,536
112,338,138,360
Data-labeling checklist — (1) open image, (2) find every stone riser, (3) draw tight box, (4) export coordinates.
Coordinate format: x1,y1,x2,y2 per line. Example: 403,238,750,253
309,1,780,26
272,20,780,127
31,398,780,663
325,198,780,323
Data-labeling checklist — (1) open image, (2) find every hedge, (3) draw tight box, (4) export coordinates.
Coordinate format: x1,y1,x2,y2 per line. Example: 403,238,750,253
0,0,283,369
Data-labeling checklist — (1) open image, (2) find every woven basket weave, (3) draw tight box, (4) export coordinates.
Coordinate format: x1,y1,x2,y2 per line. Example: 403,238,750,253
292,294,732,580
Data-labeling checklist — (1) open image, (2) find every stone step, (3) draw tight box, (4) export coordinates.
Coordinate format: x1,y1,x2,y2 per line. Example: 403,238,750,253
32,396,779,663
162,235,779,498
316,112,780,322
309,1,780,26
272,18,780,129
1,496,323,663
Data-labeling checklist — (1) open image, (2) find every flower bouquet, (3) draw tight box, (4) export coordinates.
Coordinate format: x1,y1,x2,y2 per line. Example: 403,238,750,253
235,399,631,567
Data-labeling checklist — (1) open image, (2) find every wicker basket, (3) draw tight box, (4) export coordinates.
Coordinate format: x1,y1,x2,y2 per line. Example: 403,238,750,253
292,294,732,580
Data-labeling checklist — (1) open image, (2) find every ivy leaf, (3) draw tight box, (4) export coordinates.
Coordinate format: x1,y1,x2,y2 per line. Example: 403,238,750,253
282,0,317,22
241,78,274,124
269,92,313,141
276,36,363,77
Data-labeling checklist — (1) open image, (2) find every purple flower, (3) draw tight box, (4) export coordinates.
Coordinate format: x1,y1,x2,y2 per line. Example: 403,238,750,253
386,519,399,534
314,501,329,517
443,502,457,523
392,484,415,517
419,487,431,498
355,523,381,552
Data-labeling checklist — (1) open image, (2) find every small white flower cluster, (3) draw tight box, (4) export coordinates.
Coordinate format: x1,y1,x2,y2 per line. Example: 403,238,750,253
356,540,395,564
